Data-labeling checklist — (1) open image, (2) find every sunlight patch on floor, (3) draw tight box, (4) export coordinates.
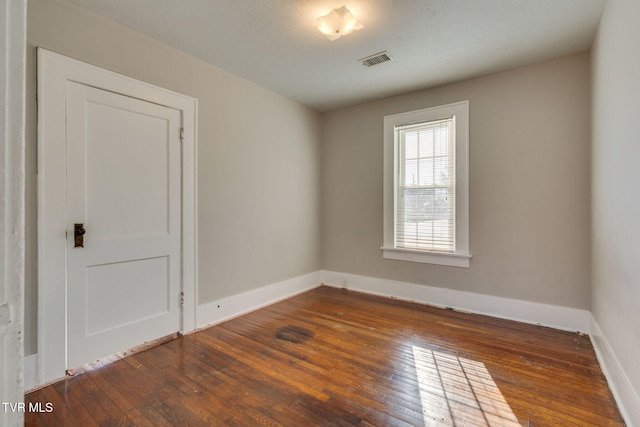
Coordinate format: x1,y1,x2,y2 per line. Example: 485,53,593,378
412,346,521,426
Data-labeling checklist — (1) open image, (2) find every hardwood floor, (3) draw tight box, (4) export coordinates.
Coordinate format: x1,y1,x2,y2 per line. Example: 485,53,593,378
25,286,624,426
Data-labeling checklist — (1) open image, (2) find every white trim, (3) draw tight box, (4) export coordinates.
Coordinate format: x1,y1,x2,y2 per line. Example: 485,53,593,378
197,272,321,329
179,77,198,334
321,270,591,333
198,270,592,334
31,265,640,427
23,354,39,392
590,317,640,426
381,246,471,268
37,49,198,385
383,101,470,267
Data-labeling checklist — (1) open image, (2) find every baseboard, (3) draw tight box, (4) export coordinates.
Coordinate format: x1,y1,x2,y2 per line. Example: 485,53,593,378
196,271,322,329
23,354,39,392
590,317,640,426
23,272,321,390
27,269,638,426
321,270,591,333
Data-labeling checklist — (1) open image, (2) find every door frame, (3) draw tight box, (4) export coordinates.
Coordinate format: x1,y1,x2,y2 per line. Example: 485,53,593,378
37,48,198,385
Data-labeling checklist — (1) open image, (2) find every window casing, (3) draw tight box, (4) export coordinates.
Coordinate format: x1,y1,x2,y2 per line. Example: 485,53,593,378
382,101,470,267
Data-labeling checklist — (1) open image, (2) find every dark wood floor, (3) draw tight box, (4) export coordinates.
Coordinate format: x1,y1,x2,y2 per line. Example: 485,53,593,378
25,286,624,426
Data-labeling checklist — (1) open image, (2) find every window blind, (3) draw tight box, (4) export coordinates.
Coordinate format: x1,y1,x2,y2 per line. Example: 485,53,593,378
395,117,456,252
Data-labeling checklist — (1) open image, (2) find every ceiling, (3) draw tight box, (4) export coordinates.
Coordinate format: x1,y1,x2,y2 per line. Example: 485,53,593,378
68,0,606,112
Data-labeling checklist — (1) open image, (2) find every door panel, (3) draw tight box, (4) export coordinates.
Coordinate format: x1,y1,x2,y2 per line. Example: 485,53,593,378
85,256,170,336
65,82,181,368
85,100,171,238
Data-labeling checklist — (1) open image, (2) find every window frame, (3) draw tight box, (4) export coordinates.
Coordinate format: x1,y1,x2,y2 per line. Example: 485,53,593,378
382,101,471,268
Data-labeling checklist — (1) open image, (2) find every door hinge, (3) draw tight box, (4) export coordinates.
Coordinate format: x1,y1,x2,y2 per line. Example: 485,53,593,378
179,127,184,142
179,291,184,308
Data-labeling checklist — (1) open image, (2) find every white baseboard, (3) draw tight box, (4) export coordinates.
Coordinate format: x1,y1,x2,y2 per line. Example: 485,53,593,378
196,271,322,329
321,270,591,333
26,268,638,426
590,317,640,426
24,354,39,391
32,267,640,426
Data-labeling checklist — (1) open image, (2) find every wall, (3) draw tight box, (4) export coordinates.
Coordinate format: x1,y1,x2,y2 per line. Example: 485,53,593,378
1,0,26,424
322,53,591,308
25,0,322,355
591,0,640,421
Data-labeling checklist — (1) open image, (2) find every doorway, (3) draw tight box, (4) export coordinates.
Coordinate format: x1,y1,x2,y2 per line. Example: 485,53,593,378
37,49,197,385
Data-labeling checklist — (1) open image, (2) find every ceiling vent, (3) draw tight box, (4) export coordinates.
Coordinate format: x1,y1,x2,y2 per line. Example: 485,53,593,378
358,51,393,67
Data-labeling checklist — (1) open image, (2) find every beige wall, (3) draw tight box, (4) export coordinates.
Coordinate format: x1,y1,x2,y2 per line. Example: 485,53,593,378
591,0,640,414
25,0,323,355
322,53,591,308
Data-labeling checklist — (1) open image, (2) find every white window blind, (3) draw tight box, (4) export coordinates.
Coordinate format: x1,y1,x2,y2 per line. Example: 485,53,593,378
395,117,456,252
383,100,469,267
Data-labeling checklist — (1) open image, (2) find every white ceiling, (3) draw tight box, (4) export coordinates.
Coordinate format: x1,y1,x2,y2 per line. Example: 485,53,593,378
68,0,605,112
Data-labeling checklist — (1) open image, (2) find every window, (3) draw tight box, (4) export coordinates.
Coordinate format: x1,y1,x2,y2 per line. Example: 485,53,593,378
382,101,470,267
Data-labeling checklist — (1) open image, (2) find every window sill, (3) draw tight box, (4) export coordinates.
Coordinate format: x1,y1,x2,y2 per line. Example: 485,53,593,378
381,247,471,268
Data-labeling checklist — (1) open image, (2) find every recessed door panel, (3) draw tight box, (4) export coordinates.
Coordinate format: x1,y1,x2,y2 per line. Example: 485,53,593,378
66,82,181,368
85,101,171,239
85,256,170,336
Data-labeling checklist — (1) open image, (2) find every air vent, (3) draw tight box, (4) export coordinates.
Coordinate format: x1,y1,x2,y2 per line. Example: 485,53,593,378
358,51,393,67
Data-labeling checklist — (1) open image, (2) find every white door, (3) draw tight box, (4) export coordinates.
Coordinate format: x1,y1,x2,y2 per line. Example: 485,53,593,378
65,82,182,368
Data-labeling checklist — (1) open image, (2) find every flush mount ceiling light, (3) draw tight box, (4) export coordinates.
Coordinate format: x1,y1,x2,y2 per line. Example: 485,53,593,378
316,5,364,41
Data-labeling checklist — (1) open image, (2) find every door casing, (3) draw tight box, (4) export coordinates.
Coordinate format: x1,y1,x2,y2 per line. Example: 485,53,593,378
37,48,198,385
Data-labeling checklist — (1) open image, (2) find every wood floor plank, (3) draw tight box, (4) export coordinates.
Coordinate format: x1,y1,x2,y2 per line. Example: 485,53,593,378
49,381,100,427
81,359,171,426
23,390,50,427
218,314,427,424
163,339,327,426
65,373,128,427
25,286,624,426
122,358,225,426
127,343,258,426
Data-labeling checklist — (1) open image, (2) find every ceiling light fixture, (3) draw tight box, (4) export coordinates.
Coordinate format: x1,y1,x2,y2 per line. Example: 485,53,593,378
315,5,363,41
